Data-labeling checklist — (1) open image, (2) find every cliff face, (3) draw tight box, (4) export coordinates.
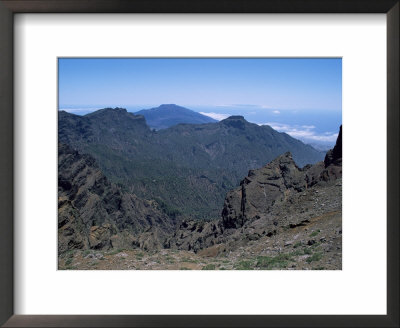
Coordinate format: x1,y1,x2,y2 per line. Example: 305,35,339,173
324,125,342,167
221,125,342,231
58,143,175,254
221,152,308,229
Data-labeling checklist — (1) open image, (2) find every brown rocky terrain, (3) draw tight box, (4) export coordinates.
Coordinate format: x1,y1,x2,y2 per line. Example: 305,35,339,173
59,126,342,270
59,206,341,270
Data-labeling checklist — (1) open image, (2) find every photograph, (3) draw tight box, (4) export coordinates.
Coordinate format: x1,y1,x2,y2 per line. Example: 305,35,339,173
1,0,397,325
58,58,342,270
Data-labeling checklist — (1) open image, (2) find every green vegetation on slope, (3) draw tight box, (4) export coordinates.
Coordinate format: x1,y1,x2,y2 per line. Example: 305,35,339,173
58,108,324,221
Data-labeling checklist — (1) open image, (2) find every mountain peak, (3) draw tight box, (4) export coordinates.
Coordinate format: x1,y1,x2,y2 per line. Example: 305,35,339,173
272,151,294,162
85,107,127,117
153,104,185,111
224,115,246,121
103,107,127,113
159,104,178,108
80,107,149,133
250,152,296,176
220,115,247,129
135,104,217,130
324,125,342,167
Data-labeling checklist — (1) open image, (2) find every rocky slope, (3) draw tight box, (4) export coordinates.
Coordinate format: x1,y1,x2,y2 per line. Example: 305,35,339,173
58,143,175,255
59,208,341,270
157,115,324,170
165,126,342,269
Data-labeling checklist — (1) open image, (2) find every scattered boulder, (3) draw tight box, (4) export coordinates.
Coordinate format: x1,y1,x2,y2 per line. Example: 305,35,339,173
89,224,114,250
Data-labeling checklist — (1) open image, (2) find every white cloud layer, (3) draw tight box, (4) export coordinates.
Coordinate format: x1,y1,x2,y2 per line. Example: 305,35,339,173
261,122,338,143
200,112,231,121
59,108,99,114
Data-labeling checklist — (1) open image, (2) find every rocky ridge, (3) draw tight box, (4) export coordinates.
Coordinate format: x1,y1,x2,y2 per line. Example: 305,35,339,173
58,143,175,254
166,126,342,260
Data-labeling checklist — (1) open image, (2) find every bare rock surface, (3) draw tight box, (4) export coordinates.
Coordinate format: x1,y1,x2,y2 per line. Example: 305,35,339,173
58,143,174,254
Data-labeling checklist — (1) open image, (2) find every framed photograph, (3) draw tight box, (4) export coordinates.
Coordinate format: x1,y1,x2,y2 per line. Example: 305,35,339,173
0,0,398,327
57,57,343,271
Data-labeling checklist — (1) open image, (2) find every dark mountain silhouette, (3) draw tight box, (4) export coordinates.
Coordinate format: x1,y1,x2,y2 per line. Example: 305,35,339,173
135,104,217,130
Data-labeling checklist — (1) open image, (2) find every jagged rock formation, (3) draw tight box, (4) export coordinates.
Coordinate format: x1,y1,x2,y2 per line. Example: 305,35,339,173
168,126,342,254
221,152,308,230
58,143,175,254
324,125,342,167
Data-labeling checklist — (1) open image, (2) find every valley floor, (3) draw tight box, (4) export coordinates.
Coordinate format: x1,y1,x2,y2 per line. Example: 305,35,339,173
58,210,341,270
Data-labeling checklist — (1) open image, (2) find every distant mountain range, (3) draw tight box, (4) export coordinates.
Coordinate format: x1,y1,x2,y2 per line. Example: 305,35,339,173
59,107,324,220
135,104,217,130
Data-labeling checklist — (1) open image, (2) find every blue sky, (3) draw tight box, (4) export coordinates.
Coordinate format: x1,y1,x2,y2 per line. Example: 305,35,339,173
59,58,342,146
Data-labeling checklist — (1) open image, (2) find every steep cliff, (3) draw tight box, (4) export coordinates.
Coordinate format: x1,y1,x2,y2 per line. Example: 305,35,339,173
58,143,175,254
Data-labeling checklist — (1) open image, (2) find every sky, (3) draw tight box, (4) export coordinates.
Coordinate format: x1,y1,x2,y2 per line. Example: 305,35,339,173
58,58,342,147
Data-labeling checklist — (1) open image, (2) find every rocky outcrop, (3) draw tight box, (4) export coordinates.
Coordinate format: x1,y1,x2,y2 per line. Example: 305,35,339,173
58,143,175,254
221,115,247,130
165,220,226,252
221,126,342,231
324,125,342,167
320,125,342,182
221,152,308,229
88,224,115,250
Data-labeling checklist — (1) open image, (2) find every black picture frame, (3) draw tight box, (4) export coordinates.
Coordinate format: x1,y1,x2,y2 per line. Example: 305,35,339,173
0,1,398,327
